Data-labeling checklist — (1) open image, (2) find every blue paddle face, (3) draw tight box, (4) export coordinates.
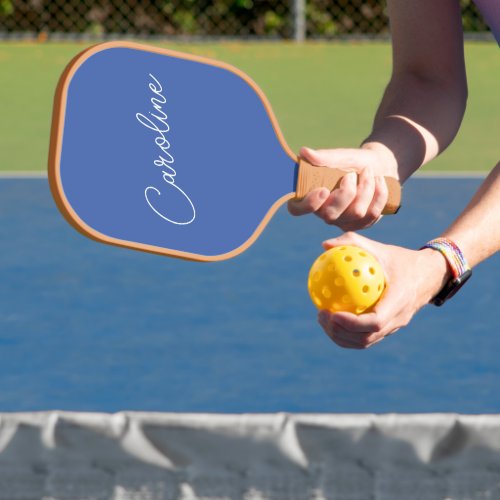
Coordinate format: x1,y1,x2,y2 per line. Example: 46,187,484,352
50,42,297,261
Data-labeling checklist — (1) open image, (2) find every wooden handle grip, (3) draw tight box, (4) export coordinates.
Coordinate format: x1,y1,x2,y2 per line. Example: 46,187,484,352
295,158,401,215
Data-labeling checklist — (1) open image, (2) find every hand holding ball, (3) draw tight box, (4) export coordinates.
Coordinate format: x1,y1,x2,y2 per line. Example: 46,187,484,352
308,245,385,314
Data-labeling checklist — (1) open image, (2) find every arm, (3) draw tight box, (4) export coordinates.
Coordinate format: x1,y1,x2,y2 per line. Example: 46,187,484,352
442,163,500,267
364,0,468,181
289,0,467,229
318,163,500,349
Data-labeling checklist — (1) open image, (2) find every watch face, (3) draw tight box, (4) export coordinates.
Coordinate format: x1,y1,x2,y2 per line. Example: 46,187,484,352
432,269,472,306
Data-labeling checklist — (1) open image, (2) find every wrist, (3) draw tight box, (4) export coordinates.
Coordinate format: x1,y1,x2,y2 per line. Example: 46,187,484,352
361,141,399,178
420,238,472,306
418,248,452,303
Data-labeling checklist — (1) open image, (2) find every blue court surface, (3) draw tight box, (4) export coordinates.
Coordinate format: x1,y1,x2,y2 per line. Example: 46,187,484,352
0,176,498,413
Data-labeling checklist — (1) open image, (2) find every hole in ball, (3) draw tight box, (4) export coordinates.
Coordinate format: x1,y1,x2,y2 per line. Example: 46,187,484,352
313,294,322,308
352,269,360,277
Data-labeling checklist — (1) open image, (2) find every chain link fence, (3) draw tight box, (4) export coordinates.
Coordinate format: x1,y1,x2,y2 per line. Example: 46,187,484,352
0,0,491,40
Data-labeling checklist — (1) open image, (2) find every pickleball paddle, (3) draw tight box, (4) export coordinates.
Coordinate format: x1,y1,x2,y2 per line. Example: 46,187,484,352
48,41,401,262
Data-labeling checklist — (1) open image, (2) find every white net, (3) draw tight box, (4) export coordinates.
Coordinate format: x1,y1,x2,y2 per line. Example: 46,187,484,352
1,412,500,499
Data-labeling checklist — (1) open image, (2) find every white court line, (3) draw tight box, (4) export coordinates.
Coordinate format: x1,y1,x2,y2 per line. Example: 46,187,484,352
414,170,487,179
0,171,47,178
0,170,489,179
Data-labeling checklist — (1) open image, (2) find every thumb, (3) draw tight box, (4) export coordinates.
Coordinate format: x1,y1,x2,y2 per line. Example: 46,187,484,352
299,146,330,167
300,146,366,171
322,231,370,250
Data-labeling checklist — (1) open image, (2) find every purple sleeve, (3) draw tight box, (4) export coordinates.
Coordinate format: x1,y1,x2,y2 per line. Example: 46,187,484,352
473,0,500,45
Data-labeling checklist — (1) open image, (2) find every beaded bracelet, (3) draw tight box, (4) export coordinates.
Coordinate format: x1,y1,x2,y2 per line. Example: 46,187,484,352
421,238,470,278
420,237,472,306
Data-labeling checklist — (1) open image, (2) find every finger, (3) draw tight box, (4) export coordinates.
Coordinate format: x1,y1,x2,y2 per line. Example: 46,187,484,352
342,165,376,221
328,167,378,231
331,326,373,348
319,311,374,349
367,288,412,334
330,311,385,335
300,146,370,170
322,231,369,251
331,337,365,349
363,335,386,348
319,173,390,231
299,147,332,167
332,297,402,340
365,176,389,220
328,327,382,349
322,326,366,349
319,308,395,349
338,215,383,233
322,233,388,271
316,172,358,224
343,175,389,230
331,316,392,349
288,187,330,216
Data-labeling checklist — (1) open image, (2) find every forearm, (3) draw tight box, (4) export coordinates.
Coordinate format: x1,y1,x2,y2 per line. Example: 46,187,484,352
411,163,500,308
363,73,467,181
361,0,467,182
441,162,500,267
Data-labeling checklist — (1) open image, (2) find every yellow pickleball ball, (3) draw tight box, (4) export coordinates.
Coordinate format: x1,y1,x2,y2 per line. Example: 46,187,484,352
308,245,385,314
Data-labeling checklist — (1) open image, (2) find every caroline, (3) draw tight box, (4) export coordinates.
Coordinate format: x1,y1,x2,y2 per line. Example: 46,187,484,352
136,73,196,225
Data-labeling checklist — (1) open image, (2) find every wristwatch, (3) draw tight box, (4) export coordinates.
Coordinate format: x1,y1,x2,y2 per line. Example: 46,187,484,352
421,238,472,306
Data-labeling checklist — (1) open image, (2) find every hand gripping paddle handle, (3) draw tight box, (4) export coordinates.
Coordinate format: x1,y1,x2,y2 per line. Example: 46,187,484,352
295,158,401,215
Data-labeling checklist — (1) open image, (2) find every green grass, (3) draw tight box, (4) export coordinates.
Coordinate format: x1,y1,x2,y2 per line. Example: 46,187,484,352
0,41,497,172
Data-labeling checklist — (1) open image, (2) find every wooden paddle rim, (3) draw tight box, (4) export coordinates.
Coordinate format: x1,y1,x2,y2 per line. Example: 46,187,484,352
47,41,299,262
295,158,401,215
48,42,401,262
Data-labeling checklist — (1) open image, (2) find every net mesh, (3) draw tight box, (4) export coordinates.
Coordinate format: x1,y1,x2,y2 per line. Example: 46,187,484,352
1,412,500,499
0,0,491,39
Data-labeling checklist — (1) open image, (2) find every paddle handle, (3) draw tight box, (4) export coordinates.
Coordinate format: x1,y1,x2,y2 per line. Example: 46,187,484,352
295,158,401,215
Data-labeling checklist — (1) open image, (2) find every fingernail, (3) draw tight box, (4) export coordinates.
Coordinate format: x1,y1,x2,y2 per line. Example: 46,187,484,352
318,189,329,200
301,146,314,156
